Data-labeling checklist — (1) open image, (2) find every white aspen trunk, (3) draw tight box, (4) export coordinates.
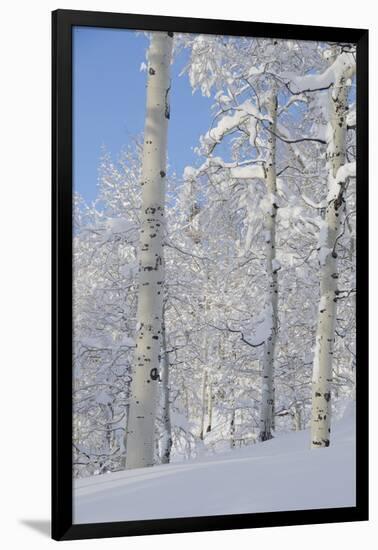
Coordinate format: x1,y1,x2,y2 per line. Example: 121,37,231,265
101,404,115,471
293,403,302,431
259,89,278,442
125,32,173,469
230,409,236,448
206,378,213,433
182,384,192,460
271,387,276,431
230,388,236,448
199,275,210,440
160,309,172,464
184,385,190,420
199,370,208,440
310,53,355,448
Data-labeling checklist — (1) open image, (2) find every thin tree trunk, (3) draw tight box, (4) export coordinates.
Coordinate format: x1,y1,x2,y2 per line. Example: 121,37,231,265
160,309,172,463
206,378,213,433
259,89,278,442
199,275,210,440
230,388,236,448
199,370,208,440
310,52,355,448
271,387,276,432
125,32,173,469
293,403,302,431
230,409,236,448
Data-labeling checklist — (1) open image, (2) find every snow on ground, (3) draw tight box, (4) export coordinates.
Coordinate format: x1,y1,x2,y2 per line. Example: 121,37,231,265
73,403,355,524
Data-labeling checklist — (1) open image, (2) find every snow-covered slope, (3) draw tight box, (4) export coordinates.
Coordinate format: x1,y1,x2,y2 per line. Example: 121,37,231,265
73,404,355,524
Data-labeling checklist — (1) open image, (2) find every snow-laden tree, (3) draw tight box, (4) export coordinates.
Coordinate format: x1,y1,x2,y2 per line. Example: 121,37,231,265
73,147,141,477
179,35,331,441
287,47,356,448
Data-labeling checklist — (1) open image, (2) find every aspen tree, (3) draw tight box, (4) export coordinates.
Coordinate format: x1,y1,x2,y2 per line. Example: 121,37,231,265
125,32,173,469
311,51,355,448
259,87,279,442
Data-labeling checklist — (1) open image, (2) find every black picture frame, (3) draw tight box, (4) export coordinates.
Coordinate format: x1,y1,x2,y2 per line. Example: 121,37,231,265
52,9,369,541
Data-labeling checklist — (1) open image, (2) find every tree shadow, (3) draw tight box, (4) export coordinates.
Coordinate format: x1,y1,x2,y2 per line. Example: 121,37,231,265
19,519,50,538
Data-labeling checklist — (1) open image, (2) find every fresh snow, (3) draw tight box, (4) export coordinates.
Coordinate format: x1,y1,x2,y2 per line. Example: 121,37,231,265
230,165,264,180
289,52,355,96
105,217,135,234
73,403,355,524
183,166,197,180
327,162,356,202
201,100,268,153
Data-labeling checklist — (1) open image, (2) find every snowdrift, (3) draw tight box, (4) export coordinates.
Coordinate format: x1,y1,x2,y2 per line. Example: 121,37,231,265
73,404,355,524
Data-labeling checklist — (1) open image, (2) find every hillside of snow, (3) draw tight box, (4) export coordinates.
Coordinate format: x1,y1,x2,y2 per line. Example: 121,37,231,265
73,404,355,524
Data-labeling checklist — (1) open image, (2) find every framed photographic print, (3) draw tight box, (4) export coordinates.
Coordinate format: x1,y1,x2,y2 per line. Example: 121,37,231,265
52,9,368,541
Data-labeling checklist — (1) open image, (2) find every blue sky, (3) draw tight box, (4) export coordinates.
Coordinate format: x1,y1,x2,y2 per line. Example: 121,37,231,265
73,27,214,203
